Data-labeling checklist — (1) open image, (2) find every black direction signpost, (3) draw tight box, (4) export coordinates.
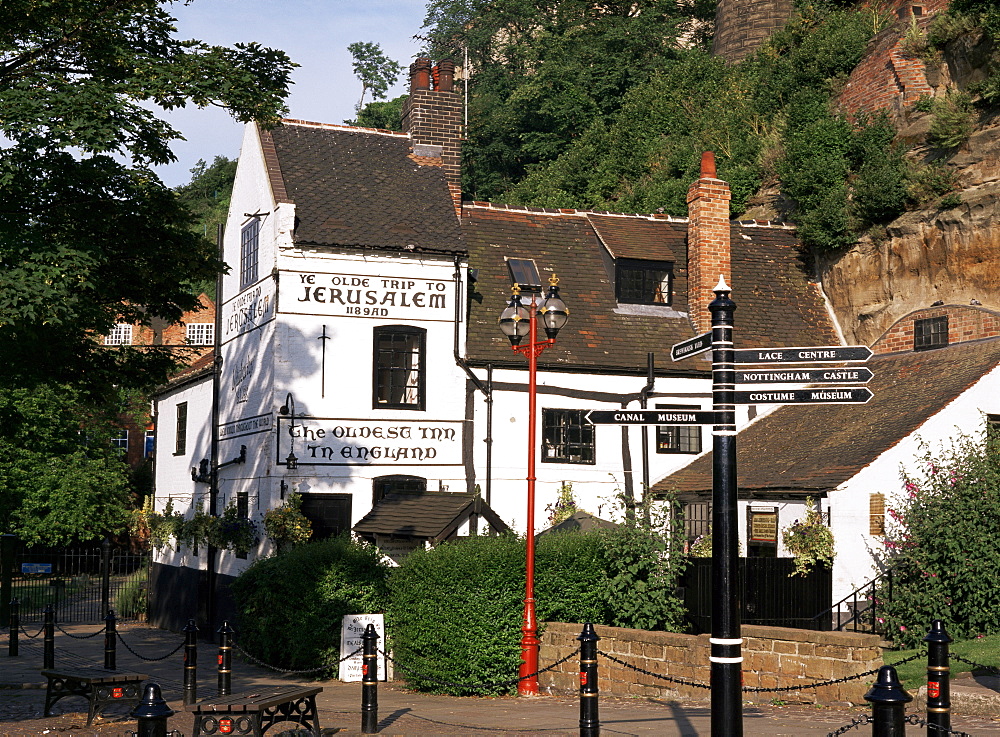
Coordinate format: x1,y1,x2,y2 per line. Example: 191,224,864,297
732,345,873,364
585,409,719,425
670,331,712,362
735,367,873,385
667,299,876,736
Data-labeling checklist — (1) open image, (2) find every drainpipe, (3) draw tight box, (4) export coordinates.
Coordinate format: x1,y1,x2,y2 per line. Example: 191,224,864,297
206,223,224,635
452,256,492,502
639,352,655,504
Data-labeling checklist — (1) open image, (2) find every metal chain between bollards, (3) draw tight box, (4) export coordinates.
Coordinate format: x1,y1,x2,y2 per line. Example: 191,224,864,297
231,640,363,675
744,652,925,693
951,653,1000,675
54,622,105,639
598,649,924,694
825,714,874,736
116,632,186,662
378,647,580,691
598,650,711,690
19,623,45,639
905,713,977,736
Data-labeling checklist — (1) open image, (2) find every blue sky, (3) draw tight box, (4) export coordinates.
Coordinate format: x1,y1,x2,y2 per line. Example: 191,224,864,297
154,0,429,187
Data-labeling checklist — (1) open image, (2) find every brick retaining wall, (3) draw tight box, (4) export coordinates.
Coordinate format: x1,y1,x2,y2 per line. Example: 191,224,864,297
539,622,883,705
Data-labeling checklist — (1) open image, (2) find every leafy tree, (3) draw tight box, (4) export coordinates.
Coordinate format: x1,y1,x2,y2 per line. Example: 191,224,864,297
0,1,293,540
352,94,408,131
174,156,239,298
0,1,293,402
347,41,403,114
422,0,718,200
0,385,134,545
878,432,1000,648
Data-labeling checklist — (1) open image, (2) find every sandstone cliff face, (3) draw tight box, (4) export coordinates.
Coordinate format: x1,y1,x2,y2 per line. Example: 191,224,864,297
819,27,1000,346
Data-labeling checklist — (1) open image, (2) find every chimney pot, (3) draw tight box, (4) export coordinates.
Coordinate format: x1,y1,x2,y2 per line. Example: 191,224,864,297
410,57,432,93
436,59,455,93
700,151,717,179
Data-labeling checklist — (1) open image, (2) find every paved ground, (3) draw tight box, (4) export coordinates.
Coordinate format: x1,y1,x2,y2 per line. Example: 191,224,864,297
2,622,1000,736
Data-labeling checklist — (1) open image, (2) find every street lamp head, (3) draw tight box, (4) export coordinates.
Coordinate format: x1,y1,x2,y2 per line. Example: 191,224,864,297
285,451,298,470
539,274,569,340
498,284,531,346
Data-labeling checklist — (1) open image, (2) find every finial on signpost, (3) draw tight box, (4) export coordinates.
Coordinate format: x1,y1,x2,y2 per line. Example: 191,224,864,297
714,275,730,294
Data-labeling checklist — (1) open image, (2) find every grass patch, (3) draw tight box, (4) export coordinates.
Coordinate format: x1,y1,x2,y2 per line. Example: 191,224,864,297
884,632,1000,690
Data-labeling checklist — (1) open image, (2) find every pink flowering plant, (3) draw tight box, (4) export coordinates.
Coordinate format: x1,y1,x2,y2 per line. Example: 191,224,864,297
877,432,1000,648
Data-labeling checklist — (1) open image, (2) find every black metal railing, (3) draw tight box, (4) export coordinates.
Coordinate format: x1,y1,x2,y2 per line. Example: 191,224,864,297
808,569,894,635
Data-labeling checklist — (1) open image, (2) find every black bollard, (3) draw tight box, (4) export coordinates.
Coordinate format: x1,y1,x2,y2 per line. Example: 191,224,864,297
43,603,54,669
217,621,233,696
183,618,198,706
104,609,117,670
131,682,175,737
924,620,952,736
8,598,18,657
864,665,913,737
361,623,379,734
578,623,600,737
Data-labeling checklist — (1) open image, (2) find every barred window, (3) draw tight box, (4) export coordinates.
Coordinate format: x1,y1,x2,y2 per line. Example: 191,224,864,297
373,475,427,505
104,324,132,346
186,323,215,345
656,404,702,454
542,409,595,464
683,502,711,544
914,316,948,351
240,219,260,290
616,259,672,305
373,326,425,410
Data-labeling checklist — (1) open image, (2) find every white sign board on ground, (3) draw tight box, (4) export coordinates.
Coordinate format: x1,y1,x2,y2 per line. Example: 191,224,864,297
340,613,387,682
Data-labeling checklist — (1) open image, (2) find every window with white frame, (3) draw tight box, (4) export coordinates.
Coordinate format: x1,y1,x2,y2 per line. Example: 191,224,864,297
104,324,133,346
186,323,215,345
111,429,129,455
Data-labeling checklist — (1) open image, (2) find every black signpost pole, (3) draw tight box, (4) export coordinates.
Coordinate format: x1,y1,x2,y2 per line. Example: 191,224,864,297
709,279,742,737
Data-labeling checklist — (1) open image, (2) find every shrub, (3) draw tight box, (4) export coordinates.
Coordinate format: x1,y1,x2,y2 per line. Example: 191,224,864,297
927,92,976,149
387,534,524,695
230,536,389,673
387,506,688,695
781,498,835,577
878,433,1000,648
114,568,147,619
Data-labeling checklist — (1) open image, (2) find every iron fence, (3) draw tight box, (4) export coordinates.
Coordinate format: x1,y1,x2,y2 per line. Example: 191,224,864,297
7,541,149,624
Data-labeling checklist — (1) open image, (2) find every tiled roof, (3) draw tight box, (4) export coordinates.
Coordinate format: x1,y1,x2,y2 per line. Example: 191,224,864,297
651,338,1000,496
263,121,466,255
463,205,839,372
352,492,510,542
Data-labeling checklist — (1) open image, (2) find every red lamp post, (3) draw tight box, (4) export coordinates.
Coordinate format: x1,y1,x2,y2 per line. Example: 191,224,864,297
498,275,570,696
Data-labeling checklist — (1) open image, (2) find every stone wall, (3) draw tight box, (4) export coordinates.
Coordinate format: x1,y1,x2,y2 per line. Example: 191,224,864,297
539,622,883,705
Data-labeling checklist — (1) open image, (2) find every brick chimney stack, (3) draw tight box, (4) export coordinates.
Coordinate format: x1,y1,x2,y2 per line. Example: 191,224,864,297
401,58,463,217
686,151,732,334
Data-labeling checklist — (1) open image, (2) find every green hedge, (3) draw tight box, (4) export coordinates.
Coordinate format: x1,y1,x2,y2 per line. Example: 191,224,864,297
387,527,686,695
230,536,389,674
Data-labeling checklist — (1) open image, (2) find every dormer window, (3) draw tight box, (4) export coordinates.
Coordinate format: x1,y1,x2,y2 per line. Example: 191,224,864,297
914,316,947,351
616,259,673,305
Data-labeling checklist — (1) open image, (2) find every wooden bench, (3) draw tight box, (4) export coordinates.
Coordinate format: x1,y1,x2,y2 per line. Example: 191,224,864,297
41,667,149,726
190,685,323,737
